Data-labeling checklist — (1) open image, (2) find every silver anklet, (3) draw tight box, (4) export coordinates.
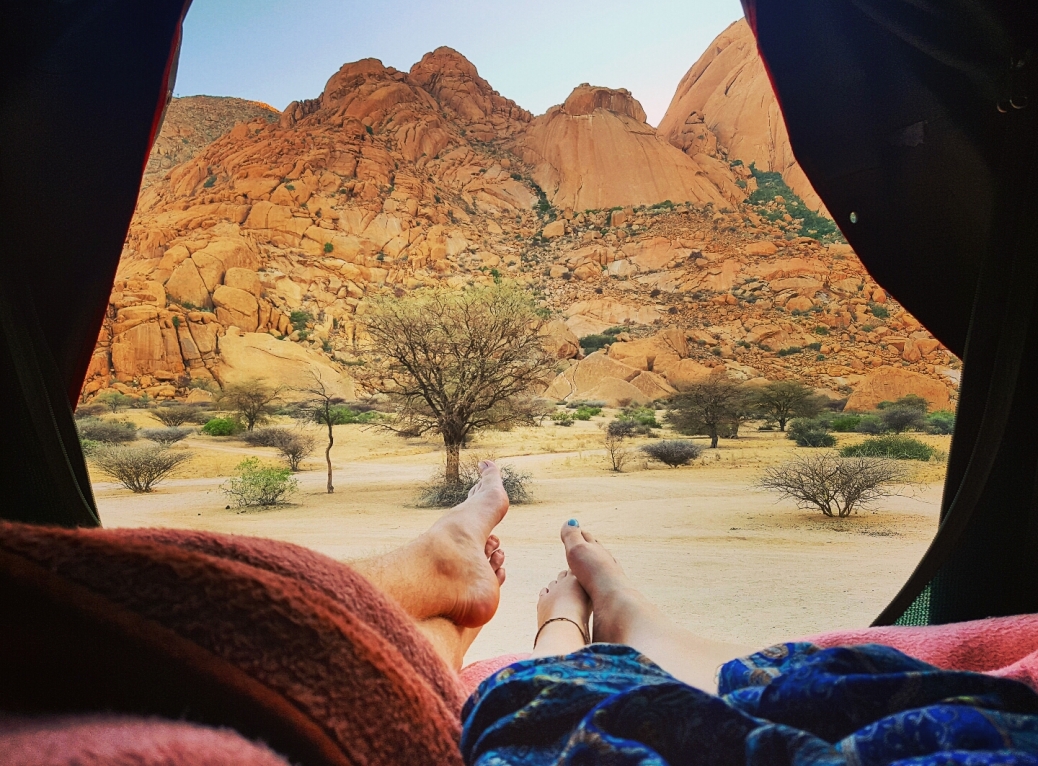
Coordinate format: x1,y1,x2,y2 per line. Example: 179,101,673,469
534,617,589,648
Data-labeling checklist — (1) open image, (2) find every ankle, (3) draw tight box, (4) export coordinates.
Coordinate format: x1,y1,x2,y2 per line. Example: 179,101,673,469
591,587,653,645
532,619,586,657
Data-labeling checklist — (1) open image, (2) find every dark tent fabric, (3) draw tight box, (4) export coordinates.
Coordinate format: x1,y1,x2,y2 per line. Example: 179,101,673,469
743,0,1038,625
1,0,191,527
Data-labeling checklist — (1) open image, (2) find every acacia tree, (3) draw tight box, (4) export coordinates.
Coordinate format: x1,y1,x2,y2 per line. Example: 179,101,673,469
360,284,555,485
219,379,283,431
294,370,346,493
666,371,750,448
753,380,826,431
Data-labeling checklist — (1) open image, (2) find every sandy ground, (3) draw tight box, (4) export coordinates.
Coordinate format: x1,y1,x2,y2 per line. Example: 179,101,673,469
94,412,947,663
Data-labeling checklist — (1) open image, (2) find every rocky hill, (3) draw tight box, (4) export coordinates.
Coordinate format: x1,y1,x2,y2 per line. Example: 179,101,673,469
658,18,823,212
142,96,279,188
83,35,958,410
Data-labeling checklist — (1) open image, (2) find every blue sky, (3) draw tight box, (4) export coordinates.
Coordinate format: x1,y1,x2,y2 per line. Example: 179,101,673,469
175,0,744,126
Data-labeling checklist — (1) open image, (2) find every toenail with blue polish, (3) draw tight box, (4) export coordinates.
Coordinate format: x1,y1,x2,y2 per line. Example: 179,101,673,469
568,519,578,526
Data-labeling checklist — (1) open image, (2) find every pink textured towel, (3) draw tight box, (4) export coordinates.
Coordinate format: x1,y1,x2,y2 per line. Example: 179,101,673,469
0,715,290,766
806,613,1038,690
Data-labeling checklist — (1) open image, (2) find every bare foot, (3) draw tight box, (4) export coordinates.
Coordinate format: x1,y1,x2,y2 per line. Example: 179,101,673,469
354,460,508,629
560,519,648,644
560,519,753,693
532,570,591,657
413,524,507,669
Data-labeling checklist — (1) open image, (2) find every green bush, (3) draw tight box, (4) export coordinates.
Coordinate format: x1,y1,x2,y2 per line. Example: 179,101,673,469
618,406,660,429
579,334,613,352
223,458,298,507
77,418,138,444
551,411,574,426
880,404,928,433
289,310,312,332
830,414,862,432
926,410,956,435
323,242,334,253
777,346,802,357
573,406,602,421
746,164,842,242
870,303,890,318
326,405,380,425
855,415,886,434
787,418,836,447
840,435,936,461
202,417,241,436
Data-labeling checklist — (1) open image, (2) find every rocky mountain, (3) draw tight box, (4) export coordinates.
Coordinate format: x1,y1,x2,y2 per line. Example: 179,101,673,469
142,96,279,188
516,84,741,210
658,18,823,212
83,37,958,410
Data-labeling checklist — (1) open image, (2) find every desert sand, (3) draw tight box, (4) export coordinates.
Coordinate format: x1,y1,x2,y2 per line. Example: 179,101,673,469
94,413,946,664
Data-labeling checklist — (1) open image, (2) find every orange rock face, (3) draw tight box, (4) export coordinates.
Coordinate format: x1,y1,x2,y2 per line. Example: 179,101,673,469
845,367,952,412
516,84,738,211
658,19,824,212
81,37,958,410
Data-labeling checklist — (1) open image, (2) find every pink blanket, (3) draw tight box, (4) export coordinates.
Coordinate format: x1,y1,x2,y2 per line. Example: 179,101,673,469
459,613,1038,695
806,613,1038,690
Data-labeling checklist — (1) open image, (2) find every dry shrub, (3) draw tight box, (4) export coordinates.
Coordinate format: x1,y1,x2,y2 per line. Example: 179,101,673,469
243,427,316,471
641,440,703,467
77,418,137,444
758,453,907,517
140,427,192,446
91,445,191,493
150,405,204,427
418,460,532,507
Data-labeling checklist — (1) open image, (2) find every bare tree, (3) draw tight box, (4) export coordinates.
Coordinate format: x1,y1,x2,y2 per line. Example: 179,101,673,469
758,453,907,517
274,431,317,472
359,285,554,485
218,379,283,431
604,431,632,472
666,371,750,448
752,380,826,431
294,370,346,492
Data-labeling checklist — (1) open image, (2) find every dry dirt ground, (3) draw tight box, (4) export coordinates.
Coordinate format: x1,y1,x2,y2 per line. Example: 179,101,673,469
93,411,948,664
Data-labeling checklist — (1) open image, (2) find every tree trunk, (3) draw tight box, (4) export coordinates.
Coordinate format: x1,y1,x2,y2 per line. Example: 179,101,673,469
445,441,461,484
325,419,334,493
709,427,719,449
779,417,787,431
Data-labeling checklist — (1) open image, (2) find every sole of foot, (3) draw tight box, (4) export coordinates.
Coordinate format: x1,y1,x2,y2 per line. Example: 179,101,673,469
420,461,510,628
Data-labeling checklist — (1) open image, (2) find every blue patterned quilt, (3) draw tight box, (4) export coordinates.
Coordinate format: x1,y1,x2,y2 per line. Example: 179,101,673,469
461,643,1038,765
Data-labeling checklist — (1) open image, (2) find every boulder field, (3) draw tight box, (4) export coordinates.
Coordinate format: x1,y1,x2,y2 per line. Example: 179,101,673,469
83,31,958,410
